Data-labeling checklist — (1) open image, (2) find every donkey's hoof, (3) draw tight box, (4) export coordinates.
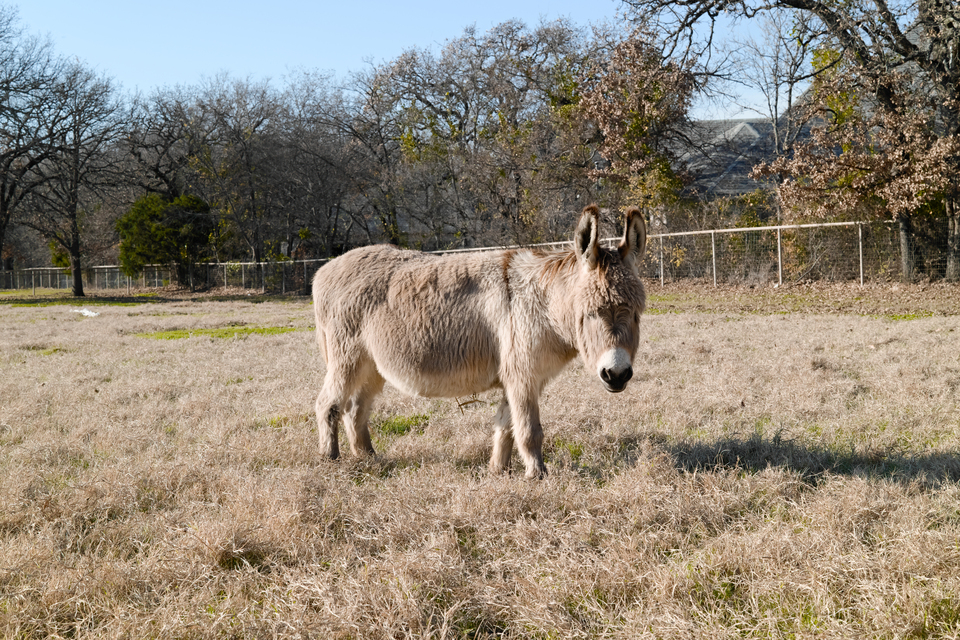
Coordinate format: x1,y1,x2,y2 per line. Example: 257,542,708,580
321,445,340,460
525,465,548,480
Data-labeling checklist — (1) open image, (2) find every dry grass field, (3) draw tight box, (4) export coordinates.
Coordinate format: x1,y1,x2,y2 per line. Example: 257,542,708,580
2,281,960,639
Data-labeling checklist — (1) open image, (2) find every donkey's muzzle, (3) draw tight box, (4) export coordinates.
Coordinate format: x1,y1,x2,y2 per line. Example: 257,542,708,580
600,365,633,393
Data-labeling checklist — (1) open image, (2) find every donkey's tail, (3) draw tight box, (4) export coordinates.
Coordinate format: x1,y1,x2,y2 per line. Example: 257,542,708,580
314,325,329,363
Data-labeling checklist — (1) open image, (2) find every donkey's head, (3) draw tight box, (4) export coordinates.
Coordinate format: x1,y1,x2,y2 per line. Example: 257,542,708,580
571,205,647,393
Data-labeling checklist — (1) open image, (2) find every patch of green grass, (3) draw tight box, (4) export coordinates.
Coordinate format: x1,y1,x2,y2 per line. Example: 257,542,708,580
0,288,67,297
883,311,935,321
136,325,299,340
912,596,960,638
253,413,310,430
552,438,585,462
20,344,65,356
376,412,430,437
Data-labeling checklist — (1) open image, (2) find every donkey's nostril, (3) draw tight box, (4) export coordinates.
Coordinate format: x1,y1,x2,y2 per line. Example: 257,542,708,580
600,366,632,390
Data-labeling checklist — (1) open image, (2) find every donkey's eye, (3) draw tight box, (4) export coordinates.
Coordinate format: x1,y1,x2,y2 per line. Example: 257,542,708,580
612,306,632,323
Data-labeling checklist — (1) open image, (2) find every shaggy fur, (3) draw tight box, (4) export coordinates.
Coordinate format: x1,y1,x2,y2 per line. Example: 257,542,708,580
312,205,647,478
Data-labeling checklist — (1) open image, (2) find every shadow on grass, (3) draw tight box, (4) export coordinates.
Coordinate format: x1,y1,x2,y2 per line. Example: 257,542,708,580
628,430,960,487
320,430,960,489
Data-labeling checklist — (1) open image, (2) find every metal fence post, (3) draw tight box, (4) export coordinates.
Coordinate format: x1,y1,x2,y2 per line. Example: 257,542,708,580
858,222,864,286
711,231,717,287
777,228,783,287
659,236,664,286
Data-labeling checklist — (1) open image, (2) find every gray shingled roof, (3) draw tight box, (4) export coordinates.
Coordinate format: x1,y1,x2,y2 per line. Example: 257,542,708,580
678,118,782,198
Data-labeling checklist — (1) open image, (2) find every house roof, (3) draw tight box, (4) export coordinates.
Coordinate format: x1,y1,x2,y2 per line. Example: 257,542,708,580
677,117,783,198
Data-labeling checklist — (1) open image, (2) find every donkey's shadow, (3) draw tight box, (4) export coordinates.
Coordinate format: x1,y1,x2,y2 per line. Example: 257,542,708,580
615,430,960,488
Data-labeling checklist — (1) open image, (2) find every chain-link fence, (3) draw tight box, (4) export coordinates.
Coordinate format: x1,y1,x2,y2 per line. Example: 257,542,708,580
0,219,942,294
640,220,909,286
0,260,328,295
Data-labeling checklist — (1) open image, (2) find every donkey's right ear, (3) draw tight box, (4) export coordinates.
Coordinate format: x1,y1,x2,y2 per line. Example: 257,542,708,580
574,204,600,270
618,207,647,275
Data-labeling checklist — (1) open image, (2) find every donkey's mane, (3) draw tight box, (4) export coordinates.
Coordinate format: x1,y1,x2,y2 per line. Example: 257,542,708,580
532,248,576,285
533,245,620,285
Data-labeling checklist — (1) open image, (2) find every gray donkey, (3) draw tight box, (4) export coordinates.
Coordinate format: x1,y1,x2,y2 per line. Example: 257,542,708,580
312,204,647,478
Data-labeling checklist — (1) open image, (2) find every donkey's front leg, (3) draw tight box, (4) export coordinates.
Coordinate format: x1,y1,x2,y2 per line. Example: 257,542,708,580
507,389,547,479
489,398,514,474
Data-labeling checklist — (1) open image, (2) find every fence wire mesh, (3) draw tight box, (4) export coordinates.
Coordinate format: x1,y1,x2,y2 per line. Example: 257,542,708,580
638,221,912,285
0,220,943,293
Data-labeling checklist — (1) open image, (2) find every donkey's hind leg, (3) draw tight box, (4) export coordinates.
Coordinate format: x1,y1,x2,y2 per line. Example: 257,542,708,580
315,344,367,460
315,374,347,460
489,398,514,474
343,368,385,456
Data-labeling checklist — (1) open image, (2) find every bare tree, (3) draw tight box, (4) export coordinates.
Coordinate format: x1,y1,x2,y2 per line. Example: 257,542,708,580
273,71,366,258
323,67,407,246
189,75,283,264
123,86,212,200
0,6,62,266
734,12,816,148
23,63,124,296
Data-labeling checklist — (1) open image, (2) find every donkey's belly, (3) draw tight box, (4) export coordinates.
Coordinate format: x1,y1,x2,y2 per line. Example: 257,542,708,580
369,332,502,398
365,281,505,397
384,369,501,398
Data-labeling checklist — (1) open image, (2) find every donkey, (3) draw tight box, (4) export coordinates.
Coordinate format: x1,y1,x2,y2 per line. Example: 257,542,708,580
312,204,647,478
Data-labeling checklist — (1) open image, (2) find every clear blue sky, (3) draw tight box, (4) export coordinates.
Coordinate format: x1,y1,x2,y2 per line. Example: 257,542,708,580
12,0,761,118
14,0,622,90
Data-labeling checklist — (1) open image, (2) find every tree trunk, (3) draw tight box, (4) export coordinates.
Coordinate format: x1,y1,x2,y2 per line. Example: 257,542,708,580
70,252,84,297
68,216,85,296
946,196,960,282
899,214,915,283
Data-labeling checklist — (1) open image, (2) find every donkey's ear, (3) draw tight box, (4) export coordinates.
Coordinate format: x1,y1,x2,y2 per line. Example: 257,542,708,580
618,207,646,275
574,204,600,270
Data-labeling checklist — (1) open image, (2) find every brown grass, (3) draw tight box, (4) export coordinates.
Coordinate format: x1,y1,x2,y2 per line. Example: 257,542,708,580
3,283,960,638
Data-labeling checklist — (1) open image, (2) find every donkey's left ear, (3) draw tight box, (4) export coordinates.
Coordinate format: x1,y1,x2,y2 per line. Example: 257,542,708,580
574,204,601,270
618,207,646,275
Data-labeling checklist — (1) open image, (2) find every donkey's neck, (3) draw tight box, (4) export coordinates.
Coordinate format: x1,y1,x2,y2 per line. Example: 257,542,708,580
509,248,583,350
